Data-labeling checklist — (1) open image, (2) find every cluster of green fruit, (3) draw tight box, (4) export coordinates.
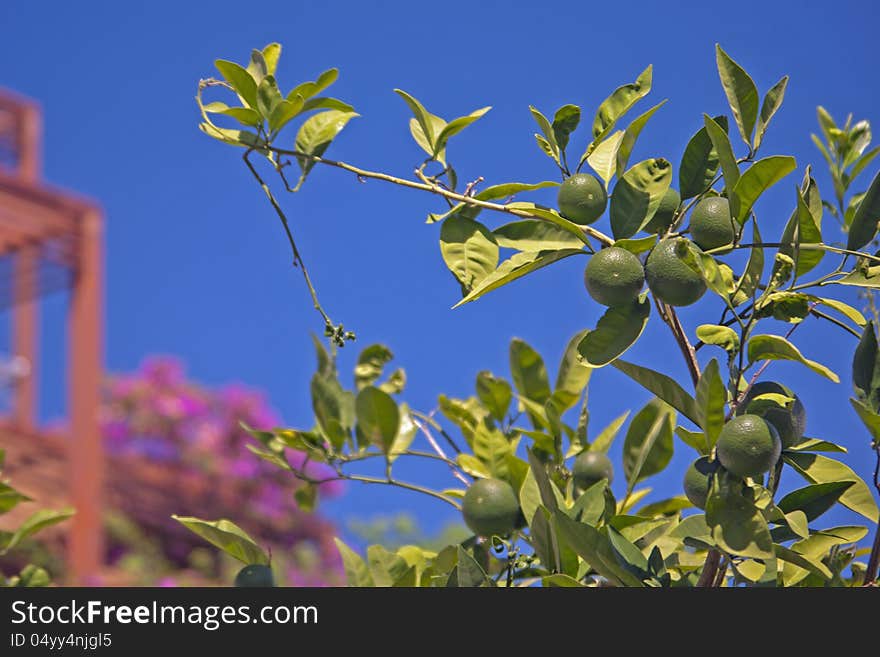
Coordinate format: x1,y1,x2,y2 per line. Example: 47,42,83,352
459,381,804,538
684,381,806,509
558,173,736,309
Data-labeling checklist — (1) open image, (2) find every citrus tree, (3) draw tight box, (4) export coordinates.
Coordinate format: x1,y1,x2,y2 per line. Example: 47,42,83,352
177,42,880,587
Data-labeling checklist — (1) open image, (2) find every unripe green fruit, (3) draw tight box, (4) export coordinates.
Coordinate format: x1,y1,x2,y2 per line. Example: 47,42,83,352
461,478,521,537
572,451,614,490
558,173,607,225
738,381,806,449
683,456,717,510
716,414,782,479
234,564,275,587
690,196,735,251
644,188,681,234
584,247,645,307
645,239,707,306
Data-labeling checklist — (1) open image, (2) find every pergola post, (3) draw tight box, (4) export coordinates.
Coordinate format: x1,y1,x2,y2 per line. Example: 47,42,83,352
67,207,104,584
12,245,38,431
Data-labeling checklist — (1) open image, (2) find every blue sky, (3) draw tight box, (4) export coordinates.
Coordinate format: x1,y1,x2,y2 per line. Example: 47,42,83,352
1,0,878,543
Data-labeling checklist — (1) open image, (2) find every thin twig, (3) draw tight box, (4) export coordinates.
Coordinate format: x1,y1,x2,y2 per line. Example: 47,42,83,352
413,418,470,486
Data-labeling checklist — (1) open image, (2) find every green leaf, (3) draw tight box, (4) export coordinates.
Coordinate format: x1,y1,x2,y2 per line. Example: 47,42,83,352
785,437,847,453
578,297,651,367
202,102,263,127
14,564,50,587
775,544,832,581
198,122,263,148
455,546,493,587
0,482,31,514
695,359,726,445
850,145,880,183
476,371,513,422
747,334,839,382
294,483,318,512
246,50,268,84
590,412,630,454
715,45,759,148
791,525,868,559
1,508,73,554
440,216,499,293
395,89,441,153
587,131,624,187
680,115,728,199
457,453,490,479
554,329,592,411
434,106,492,158
504,202,590,245
622,399,675,487
510,338,552,407
611,359,701,425
256,75,282,121
334,538,374,586
616,100,667,179
853,321,878,398
452,249,585,308
171,516,268,565
778,178,824,277
354,344,393,390
553,512,645,587
261,43,281,75
492,220,584,251
847,169,880,251
473,424,513,479
816,298,866,327
851,398,880,448
703,114,740,212
613,235,656,255
526,449,561,514
268,96,305,133
311,373,351,451
696,324,740,352
732,156,797,224
355,386,400,452
675,426,710,454
294,110,358,181
732,219,764,305
754,76,789,152
300,97,355,113
609,158,673,239
783,452,879,522
530,106,560,164
552,104,581,152
542,574,586,587
389,406,417,462
607,526,650,579
777,482,855,522
592,65,653,144
214,59,258,109
705,471,773,559
637,496,693,518
367,545,410,587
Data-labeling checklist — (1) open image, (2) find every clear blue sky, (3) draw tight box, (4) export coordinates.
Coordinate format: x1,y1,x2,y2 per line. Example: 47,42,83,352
1,0,878,541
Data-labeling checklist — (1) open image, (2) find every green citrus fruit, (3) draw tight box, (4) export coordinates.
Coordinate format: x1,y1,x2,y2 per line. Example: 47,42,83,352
461,478,521,537
584,247,645,307
234,564,275,587
644,239,707,306
738,381,806,449
690,196,735,251
644,187,681,234
683,456,717,510
715,414,782,479
558,173,607,225
572,451,614,490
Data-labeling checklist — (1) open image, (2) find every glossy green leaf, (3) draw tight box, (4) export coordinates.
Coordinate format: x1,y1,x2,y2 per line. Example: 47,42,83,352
354,344,394,390
705,471,773,559
552,104,581,152
367,545,410,587
784,452,879,522
492,220,584,251
703,114,740,211
607,526,650,579
775,544,832,581
695,359,726,445
311,374,351,451
530,106,560,164
202,102,263,127
435,106,492,157
622,398,674,487
609,158,672,239
0,482,31,514
732,219,764,305
753,75,788,152
679,115,728,199
214,59,258,109
389,405,417,462
578,297,651,367
476,371,513,422
510,338,552,409
395,89,440,152
616,100,667,179
732,156,797,223
526,449,561,514
847,169,880,251
637,496,693,518
675,426,709,454
554,329,592,411
747,334,839,382
715,45,759,147
268,96,305,133
256,75,282,120
453,249,586,308
785,437,848,453
554,512,645,587
300,97,355,113
171,516,268,565
260,43,281,75
777,482,855,522
851,398,880,448
355,386,400,452
696,324,740,352
592,65,653,143
473,424,513,479
791,525,868,559
334,538,374,586
504,202,590,245
440,215,499,293
294,110,358,180
611,359,701,425
590,412,630,454
587,130,624,187
198,122,263,148
455,546,493,587
853,321,878,398
613,235,656,255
